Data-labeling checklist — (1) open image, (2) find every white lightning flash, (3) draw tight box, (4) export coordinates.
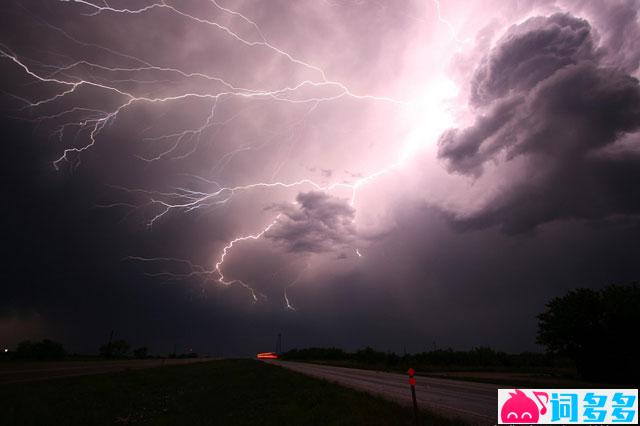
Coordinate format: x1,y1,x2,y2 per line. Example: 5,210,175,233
1,0,458,307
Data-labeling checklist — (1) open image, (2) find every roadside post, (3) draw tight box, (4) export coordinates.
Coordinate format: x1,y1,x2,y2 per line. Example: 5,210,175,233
408,368,419,425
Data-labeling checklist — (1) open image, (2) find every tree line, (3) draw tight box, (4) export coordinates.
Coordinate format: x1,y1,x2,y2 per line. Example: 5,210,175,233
282,346,571,371
2,339,158,361
284,283,639,383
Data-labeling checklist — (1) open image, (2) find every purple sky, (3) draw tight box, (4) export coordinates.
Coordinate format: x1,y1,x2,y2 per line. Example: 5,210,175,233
1,0,639,355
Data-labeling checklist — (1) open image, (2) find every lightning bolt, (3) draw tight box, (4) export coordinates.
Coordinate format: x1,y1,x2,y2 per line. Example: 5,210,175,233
283,264,311,311
1,0,456,306
432,0,472,46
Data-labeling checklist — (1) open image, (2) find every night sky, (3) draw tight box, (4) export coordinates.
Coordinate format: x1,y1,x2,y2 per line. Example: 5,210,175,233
1,0,639,357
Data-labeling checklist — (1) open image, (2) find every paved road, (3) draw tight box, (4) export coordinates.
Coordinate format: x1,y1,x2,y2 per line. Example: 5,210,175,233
0,358,210,384
272,361,498,424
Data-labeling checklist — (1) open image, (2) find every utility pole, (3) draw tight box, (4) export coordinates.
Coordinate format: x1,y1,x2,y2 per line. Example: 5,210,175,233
276,333,282,354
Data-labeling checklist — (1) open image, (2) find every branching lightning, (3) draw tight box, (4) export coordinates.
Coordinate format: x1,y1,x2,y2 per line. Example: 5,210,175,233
1,0,458,309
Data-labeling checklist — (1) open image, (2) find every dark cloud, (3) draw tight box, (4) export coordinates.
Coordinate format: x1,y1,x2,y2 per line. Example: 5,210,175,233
470,13,596,106
439,12,640,232
580,0,640,74
437,96,522,176
264,191,357,253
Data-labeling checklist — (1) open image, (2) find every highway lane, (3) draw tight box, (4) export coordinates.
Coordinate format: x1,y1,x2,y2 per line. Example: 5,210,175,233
271,361,498,424
0,358,211,384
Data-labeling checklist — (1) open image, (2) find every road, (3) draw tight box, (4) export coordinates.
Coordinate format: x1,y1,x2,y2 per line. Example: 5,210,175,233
272,361,498,424
0,358,210,384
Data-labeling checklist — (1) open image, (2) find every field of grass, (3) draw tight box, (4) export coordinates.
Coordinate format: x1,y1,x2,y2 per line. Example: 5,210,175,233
0,359,464,425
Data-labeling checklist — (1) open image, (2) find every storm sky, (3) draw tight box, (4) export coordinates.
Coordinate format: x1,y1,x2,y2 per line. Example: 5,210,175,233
1,0,639,356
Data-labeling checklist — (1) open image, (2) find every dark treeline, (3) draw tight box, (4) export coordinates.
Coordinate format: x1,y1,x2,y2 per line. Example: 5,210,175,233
283,283,639,384
1,338,195,361
10,339,66,360
281,346,572,371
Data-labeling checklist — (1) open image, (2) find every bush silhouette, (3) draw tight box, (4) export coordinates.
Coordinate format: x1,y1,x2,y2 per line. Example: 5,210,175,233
99,339,130,358
133,347,149,359
537,283,639,383
14,339,66,360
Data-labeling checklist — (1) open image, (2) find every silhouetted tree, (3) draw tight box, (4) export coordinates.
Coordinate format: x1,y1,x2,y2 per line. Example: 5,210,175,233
133,347,149,359
14,339,66,360
99,342,112,358
537,283,639,383
99,339,130,358
111,339,130,357
386,352,400,367
354,347,386,364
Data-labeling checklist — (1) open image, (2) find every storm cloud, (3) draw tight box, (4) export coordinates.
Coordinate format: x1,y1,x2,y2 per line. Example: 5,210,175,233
265,191,358,253
438,12,640,232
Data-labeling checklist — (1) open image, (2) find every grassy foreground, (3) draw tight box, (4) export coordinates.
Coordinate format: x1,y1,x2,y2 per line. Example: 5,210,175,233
0,359,464,426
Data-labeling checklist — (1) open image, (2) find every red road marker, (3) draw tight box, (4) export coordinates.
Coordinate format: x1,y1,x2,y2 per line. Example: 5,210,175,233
408,368,419,425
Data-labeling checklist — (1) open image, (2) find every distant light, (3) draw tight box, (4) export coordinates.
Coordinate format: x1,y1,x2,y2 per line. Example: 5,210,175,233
256,352,278,359
3,349,7,353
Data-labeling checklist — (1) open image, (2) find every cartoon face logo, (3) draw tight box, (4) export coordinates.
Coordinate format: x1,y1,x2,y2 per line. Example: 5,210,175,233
501,389,548,424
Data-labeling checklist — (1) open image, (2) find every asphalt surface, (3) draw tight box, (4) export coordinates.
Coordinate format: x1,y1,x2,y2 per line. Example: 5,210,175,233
272,361,498,424
0,358,210,384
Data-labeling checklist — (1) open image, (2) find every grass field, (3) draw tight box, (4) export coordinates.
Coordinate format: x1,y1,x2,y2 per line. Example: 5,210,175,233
0,359,465,426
